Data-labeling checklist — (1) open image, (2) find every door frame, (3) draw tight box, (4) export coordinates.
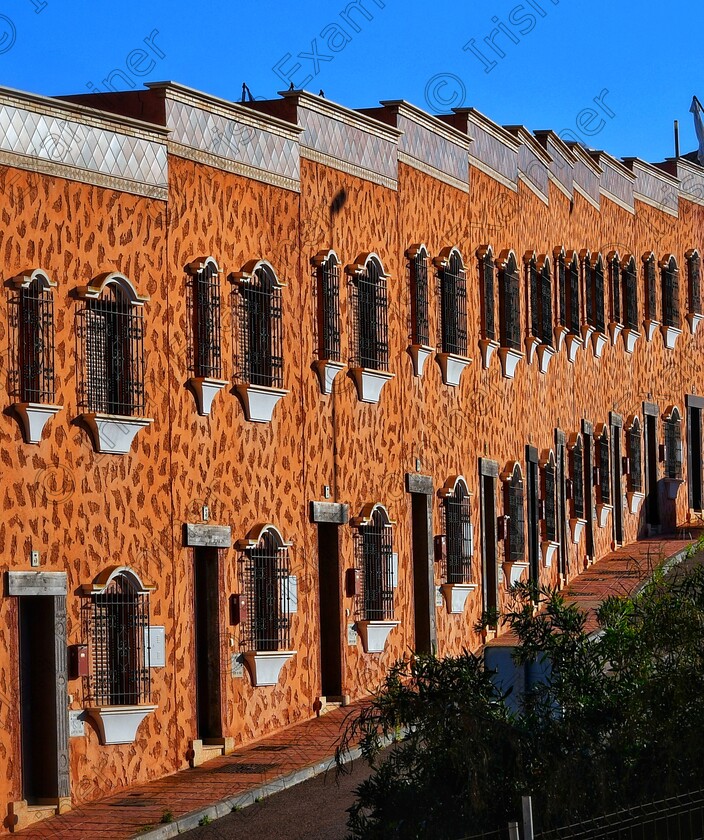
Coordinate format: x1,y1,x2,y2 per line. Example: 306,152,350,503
610,412,624,546
555,429,569,580
643,401,660,530
405,474,437,655
8,571,70,808
526,446,540,585
686,394,704,513
582,420,595,561
479,458,499,621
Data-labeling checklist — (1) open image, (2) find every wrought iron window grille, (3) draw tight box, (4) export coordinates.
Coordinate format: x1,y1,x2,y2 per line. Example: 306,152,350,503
664,409,683,480
231,263,285,388
499,252,521,351
585,254,606,333
610,254,621,324
436,248,468,356
313,252,342,362
443,481,473,585
239,529,292,652
598,429,611,504
186,258,223,380
543,457,557,542
687,250,701,315
571,436,585,519
503,466,525,564
346,256,390,371
627,417,643,493
555,249,566,329
353,507,395,621
8,270,56,404
408,246,430,347
86,573,151,707
643,253,657,322
567,252,581,334
77,277,146,417
478,247,496,342
660,255,680,328
622,257,639,330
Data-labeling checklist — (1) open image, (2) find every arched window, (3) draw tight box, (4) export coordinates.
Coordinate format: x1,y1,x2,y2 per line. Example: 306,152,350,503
626,415,642,492
608,252,621,326
477,245,496,343
77,273,147,417
346,254,389,371
233,261,285,388
353,505,395,621
643,252,658,327
239,525,292,652
498,250,521,351
436,247,468,357
503,463,525,564
566,251,580,334
555,247,566,331
186,257,222,380
570,434,585,519
586,253,605,334
440,478,473,584
660,255,680,329
407,245,430,348
542,452,557,543
686,249,701,319
538,255,553,346
313,250,341,362
596,425,611,505
86,568,152,706
526,252,539,340
622,255,639,332
9,270,56,405
663,406,683,480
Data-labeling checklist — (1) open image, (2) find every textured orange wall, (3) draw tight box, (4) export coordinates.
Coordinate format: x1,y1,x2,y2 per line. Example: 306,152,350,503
0,141,701,828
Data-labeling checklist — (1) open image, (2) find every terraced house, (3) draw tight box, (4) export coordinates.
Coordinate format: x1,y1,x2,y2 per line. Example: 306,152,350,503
0,79,702,832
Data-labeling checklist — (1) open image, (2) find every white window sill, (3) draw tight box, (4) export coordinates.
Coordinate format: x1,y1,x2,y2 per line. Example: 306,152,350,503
80,413,153,455
86,704,157,745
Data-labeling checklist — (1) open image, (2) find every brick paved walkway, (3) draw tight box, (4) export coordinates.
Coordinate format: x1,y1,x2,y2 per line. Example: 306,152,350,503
18,529,703,839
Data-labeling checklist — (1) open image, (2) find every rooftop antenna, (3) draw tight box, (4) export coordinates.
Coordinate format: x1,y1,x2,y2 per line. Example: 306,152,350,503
241,82,254,103
675,119,680,158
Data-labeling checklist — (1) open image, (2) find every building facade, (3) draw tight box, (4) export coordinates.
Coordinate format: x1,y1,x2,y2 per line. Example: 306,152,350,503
0,80,702,830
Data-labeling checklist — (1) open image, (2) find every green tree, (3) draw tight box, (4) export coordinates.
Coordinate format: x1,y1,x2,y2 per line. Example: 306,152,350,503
337,553,704,839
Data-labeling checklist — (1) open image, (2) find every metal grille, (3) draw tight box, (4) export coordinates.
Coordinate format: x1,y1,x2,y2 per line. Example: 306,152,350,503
557,252,566,327
444,484,473,584
350,258,389,370
599,431,611,504
584,257,593,327
317,254,341,361
645,255,657,320
529,257,539,337
410,249,430,347
540,260,553,346
440,251,468,356
688,251,701,315
505,471,525,564
500,253,521,350
629,421,643,492
662,258,680,327
568,255,580,333
189,261,222,379
357,509,394,621
665,414,683,480
481,251,496,341
77,284,145,416
591,259,606,332
610,256,621,323
8,277,55,403
623,259,639,330
235,266,284,388
572,439,585,519
241,531,291,651
90,575,150,706
544,459,556,542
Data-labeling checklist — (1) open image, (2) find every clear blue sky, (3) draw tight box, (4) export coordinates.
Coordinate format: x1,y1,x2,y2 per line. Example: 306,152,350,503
3,0,702,162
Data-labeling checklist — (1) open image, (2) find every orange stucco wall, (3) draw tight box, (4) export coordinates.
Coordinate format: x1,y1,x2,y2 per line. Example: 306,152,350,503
0,119,702,828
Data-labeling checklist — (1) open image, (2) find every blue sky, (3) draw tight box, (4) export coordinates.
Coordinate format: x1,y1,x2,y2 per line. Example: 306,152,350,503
2,0,702,162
